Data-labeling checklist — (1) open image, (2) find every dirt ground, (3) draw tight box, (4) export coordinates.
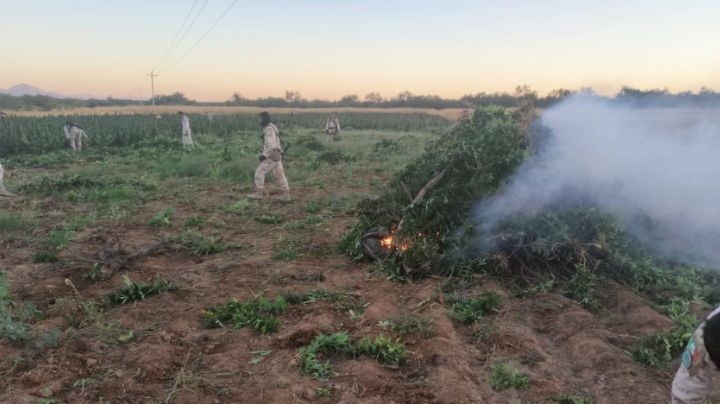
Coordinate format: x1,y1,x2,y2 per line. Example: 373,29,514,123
0,127,679,403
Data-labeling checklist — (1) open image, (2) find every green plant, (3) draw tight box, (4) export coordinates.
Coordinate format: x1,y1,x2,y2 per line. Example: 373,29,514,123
170,231,236,256
0,213,30,232
488,361,529,391
297,332,352,380
354,334,407,366
0,272,37,343
107,275,175,305
203,296,288,334
282,289,345,305
32,251,58,263
149,207,174,227
565,263,598,309
303,201,322,213
183,215,205,227
297,332,407,380
550,393,594,404
446,293,502,324
254,215,284,225
386,315,433,338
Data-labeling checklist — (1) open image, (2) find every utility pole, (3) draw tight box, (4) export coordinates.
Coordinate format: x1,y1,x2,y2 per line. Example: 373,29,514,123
146,70,158,106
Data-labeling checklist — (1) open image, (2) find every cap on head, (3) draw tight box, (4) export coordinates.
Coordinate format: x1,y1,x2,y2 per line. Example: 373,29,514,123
259,111,271,126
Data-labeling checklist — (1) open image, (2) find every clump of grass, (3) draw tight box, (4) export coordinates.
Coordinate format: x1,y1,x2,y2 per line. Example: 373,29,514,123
272,236,303,261
282,289,345,305
303,201,323,214
355,334,407,366
224,199,260,216
203,296,288,334
149,207,174,227
446,292,502,324
386,315,433,338
0,272,41,343
107,275,175,305
297,332,352,380
254,215,283,225
488,361,529,391
550,393,594,404
183,215,205,227
169,231,236,256
0,213,30,232
285,215,325,231
297,332,407,380
32,251,58,263
372,139,401,154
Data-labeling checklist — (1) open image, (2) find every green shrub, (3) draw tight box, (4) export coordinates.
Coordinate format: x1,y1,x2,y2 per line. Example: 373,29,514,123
488,362,529,391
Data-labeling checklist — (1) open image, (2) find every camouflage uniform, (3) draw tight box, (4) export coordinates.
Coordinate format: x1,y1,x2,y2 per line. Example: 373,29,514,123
325,115,340,141
672,306,720,403
251,123,289,199
0,161,13,196
181,114,193,145
64,124,86,152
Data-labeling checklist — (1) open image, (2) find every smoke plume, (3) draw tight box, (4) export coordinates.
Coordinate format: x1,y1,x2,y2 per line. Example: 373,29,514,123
474,94,720,268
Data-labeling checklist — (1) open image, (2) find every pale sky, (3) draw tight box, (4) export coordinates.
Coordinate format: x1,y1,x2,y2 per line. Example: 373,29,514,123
2,0,720,101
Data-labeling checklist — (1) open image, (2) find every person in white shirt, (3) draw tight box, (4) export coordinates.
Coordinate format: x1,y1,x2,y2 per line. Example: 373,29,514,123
179,112,193,146
248,111,290,200
671,305,720,403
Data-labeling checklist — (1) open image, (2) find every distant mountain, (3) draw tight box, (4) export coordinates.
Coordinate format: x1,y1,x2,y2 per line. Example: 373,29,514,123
0,83,97,99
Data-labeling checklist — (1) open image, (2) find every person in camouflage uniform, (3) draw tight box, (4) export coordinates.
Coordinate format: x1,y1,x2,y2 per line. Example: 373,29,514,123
324,112,340,141
671,306,720,403
179,112,193,146
0,161,13,196
248,111,290,200
64,122,87,152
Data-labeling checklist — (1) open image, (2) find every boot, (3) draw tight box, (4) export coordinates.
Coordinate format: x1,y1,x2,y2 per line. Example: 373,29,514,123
277,190,291,202
0,184,14,197
247,188,264,200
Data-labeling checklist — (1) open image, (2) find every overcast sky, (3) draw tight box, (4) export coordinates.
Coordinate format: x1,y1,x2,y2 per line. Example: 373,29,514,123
2,0,720,101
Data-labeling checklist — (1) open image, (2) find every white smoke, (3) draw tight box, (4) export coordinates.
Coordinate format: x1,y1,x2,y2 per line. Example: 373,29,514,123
474,94,720,267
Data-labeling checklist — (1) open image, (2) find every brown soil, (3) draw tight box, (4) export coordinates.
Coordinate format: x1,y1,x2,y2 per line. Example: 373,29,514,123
0,181,677,403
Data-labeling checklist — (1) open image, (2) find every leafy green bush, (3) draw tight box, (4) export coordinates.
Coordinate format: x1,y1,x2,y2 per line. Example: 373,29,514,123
488,362,529,391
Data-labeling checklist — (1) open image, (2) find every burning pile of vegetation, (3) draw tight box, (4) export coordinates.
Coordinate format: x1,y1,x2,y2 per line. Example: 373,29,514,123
340,105,527,278
342,103,720,370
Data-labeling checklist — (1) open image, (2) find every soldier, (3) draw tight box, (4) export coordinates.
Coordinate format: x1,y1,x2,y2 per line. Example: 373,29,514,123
179,111,193,146
324,112,340,141
671,306,720,403
63,121,87,152
0,161,13,196
248,111,290,200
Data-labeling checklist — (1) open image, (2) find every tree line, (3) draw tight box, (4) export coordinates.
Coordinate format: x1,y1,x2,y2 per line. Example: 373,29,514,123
3,86,720,112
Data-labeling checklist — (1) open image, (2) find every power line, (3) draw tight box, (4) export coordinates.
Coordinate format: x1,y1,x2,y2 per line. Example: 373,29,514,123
163,0,239,74
161,0,209,69
154,0,200,70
